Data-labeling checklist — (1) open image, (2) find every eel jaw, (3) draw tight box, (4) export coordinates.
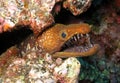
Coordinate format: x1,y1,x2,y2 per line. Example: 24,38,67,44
52,33,100,58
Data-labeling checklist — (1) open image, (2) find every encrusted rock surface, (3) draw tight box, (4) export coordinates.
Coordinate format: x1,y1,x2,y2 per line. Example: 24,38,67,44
0,51,80,83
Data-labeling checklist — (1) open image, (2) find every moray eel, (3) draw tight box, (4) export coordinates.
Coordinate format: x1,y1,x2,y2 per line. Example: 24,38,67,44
18,23,99,58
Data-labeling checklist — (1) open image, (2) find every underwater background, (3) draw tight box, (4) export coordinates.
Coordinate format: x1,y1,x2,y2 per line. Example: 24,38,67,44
0,0,120,83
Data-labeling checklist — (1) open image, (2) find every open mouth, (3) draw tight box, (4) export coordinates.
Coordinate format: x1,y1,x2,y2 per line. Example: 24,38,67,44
61,33,92,52
53,33,99,58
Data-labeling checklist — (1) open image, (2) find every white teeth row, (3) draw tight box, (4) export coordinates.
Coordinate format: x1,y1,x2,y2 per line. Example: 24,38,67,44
62,33,93,49
76,46,88,52
73,33,91,43
84,44,94,52
78,44,94,52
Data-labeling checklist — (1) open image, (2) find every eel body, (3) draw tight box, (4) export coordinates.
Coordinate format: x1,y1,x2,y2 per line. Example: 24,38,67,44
18,23,99,58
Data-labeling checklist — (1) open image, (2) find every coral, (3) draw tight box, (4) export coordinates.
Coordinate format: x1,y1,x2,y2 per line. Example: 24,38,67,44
63,0,91,16
78,57,110,83
0,0,92,35
0,0,55,35
111,48,120,63
0,46,19,75
0,51,80,83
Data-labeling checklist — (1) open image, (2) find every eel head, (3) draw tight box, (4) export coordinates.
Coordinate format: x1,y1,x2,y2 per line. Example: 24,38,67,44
37,23,100,58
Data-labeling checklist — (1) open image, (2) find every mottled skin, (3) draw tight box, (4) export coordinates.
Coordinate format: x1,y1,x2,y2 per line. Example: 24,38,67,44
37,23,90,53
37,23,99,58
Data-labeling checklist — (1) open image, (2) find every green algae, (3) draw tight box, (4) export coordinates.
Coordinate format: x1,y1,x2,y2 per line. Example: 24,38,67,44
77,55,120,83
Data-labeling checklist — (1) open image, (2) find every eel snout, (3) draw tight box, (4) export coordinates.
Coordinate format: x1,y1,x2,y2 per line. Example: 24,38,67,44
53,32,100,58
37,23,100,58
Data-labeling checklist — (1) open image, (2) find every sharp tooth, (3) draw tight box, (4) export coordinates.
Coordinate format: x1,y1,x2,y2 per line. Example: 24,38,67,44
68,38,72,44
90,44,93,47
81,34,83,37
69,40,73,45
74,36,77,41
84,48,88,51
86,34,89,37
86,47,89,49
86,34,91,45
68,40,72,46
77,34,80,39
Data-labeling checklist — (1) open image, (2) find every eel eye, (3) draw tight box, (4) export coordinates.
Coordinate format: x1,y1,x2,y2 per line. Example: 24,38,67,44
61,32,67,38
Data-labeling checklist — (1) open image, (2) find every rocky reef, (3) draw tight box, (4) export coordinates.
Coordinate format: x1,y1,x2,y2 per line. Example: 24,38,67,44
0,48,80,83
0,0,120,83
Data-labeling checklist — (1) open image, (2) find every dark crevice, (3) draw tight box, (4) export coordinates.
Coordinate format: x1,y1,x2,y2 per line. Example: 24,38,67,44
0,26,32,55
